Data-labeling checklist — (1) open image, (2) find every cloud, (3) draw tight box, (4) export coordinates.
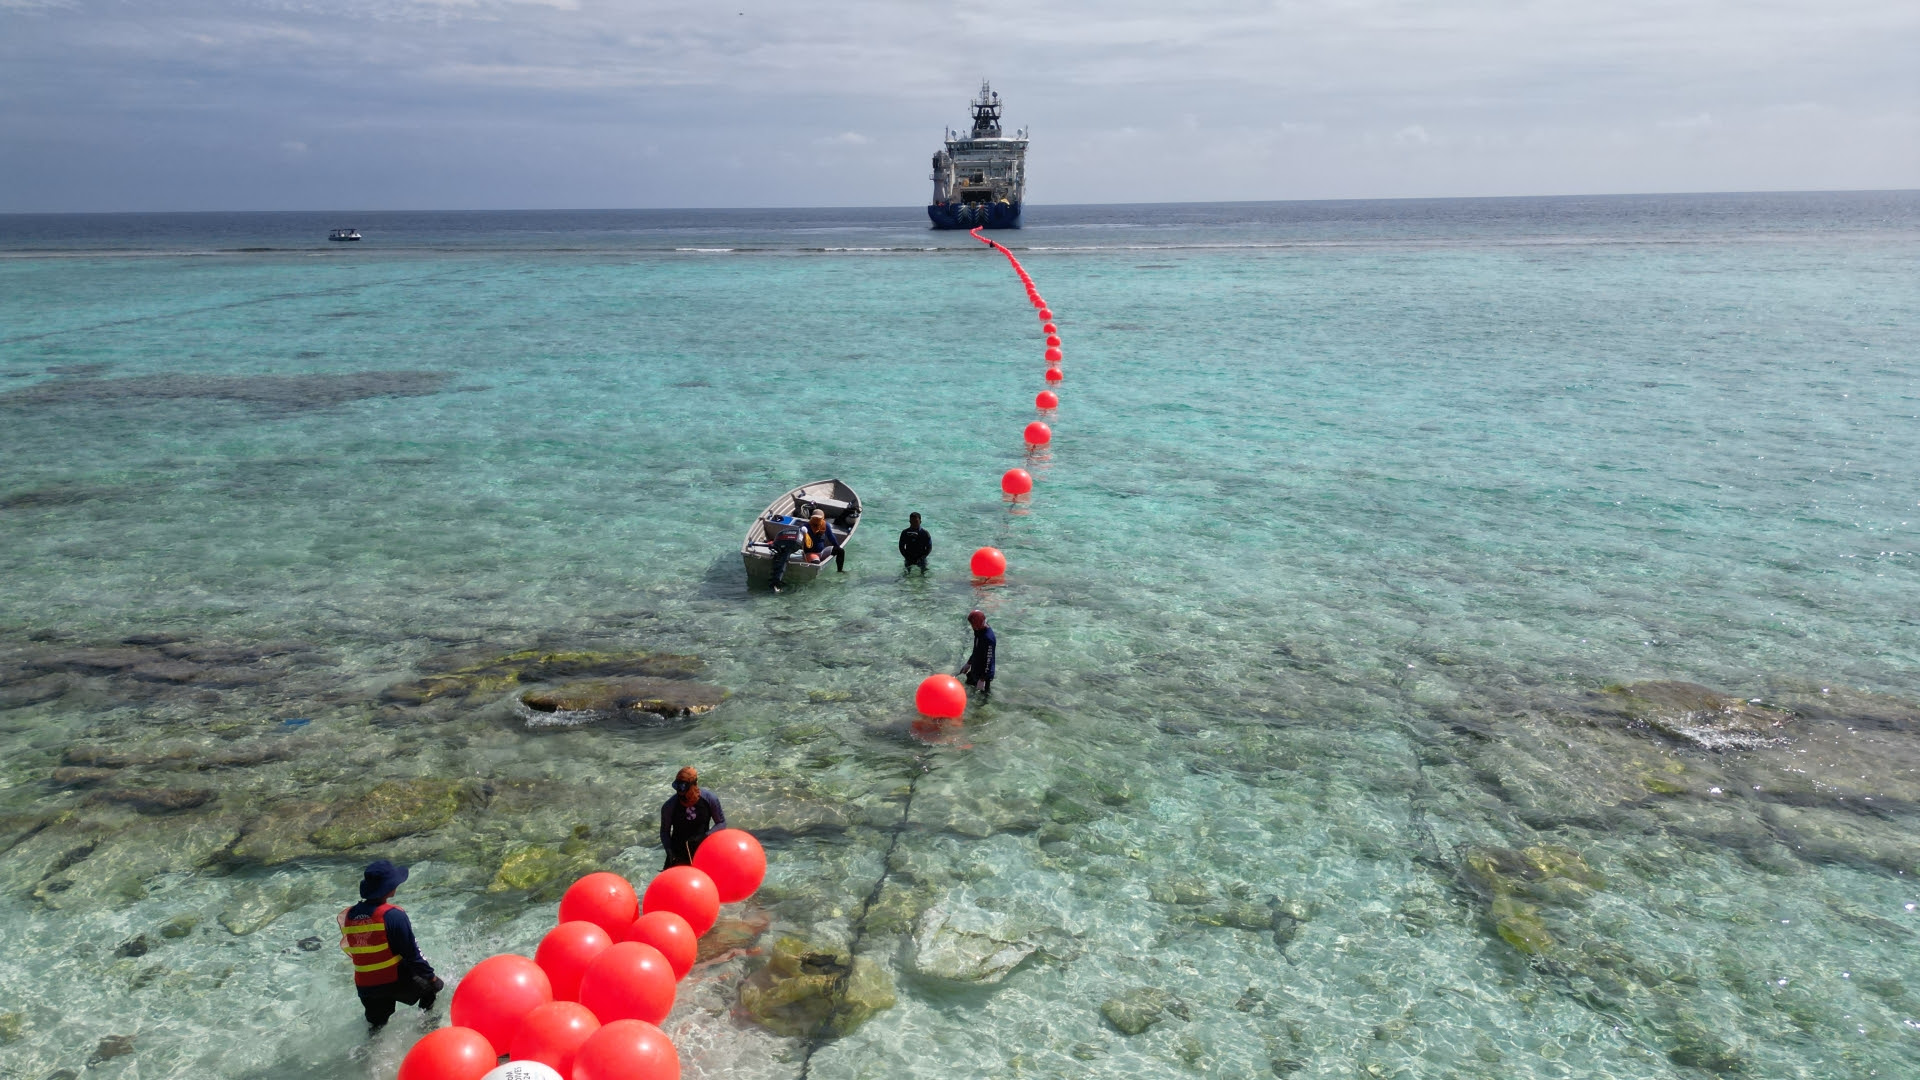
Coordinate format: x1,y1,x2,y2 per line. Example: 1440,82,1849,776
0,0,1915,209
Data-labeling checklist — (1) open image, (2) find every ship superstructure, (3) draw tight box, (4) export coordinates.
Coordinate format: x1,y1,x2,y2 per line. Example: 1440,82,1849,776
928,82,1027,230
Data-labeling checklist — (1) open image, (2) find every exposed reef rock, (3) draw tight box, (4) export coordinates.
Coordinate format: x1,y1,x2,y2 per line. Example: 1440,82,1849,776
518,677,726,726
739,936,896,1038
1596,681,1792,750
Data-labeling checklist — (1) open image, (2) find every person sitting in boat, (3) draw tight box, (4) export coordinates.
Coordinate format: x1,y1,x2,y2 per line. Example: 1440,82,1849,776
804,510,845,572
768,522,805,592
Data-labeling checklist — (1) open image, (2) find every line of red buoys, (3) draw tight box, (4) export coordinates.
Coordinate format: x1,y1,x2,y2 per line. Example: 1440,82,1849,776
393,836,767,1080
910,228,1071,727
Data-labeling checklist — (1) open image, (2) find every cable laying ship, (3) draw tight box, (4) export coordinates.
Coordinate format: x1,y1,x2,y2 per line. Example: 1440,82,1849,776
928,82,1027,230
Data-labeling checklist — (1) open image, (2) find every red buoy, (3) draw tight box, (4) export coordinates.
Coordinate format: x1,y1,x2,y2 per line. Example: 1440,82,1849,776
1044,367,1063,383
397,1027,495,1080
450,954,552,1056
1042,322,1056,334
641,867,719,936
572,1020,679,1080
690,828,766,904
577,942,676,1026
1001,468,1033,495
510,1001,601,1077
915,674,967,719
535,921,613,1002
558,873,638,938
1035,390,1059,409
1045,335,1060,348
1024,421,1052,445
1037,308,1053,321
971,547,1008,576
1044,347,1062,362
621,911,697,981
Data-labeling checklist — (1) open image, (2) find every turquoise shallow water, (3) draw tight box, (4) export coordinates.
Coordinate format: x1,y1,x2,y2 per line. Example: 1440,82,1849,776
2,194,1920,1079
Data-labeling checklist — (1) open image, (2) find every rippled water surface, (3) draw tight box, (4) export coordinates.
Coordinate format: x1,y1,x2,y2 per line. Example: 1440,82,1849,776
2,194,1919,1080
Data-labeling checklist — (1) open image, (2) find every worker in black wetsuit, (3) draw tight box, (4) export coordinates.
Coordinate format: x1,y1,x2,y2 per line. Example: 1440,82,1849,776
957,609,997,700
338,859,442,1032
898,512,932,573
660,766,727,869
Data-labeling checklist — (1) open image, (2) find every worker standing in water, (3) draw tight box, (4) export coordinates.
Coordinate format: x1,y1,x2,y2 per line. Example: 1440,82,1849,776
661,766,727,869
898,512,932,574
339,859,442,1032
957,609,997,701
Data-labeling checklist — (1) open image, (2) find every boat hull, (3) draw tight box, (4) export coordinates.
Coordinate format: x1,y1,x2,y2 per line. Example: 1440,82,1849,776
929,201,1022,230
742,551,823,585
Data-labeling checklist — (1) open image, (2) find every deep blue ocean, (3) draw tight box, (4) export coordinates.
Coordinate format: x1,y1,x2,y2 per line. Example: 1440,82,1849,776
2,192,1918,1080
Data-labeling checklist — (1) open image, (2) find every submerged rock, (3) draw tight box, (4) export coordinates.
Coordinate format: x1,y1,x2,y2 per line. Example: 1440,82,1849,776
1600,681,1791,750
87,787,216,814
219,876,317,936
1490,896,1554,954
518,677,726,725
738,936,896,1038
1100,987,1182,1036
383,648,705,706
89,1034,135,1064
1270,899,1310,950
698,911,771,963
310,779,468,850
487,844,593,894
158,914,200,939
231,801,333,864
910,899,1038,985
1463,843,1604,955
62,743,194,769
1148,877,1212,906
862,880,932,937
0,673,69,709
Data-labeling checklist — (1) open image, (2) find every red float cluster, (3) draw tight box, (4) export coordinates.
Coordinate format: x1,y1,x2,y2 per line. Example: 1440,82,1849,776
911,230,1076,725
395,833,768,1080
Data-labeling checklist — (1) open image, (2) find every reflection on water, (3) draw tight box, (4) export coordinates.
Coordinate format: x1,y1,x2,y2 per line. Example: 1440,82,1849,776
2,196,1918,1079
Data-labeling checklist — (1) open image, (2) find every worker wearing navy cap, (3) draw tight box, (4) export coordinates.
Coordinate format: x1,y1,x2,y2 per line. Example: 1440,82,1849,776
338,859,442,1031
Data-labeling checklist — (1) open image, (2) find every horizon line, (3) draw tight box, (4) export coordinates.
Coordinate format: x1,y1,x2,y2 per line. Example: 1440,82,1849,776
3,187,1915,217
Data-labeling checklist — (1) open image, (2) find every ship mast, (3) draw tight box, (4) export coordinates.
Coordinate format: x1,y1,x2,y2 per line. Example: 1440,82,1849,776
969,80,1002,139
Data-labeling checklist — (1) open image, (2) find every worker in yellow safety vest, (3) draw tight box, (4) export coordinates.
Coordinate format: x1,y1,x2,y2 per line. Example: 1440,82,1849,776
338,859,441,1031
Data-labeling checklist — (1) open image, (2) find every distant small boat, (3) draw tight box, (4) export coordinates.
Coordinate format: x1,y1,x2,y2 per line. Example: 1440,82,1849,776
328,228,362,242
742,479,861,586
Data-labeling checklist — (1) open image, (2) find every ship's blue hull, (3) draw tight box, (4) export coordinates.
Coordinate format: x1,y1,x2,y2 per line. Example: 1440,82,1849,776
928,201,1022,230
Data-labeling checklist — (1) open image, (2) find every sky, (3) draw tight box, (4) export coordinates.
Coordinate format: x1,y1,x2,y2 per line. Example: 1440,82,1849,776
1,0,1916,211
